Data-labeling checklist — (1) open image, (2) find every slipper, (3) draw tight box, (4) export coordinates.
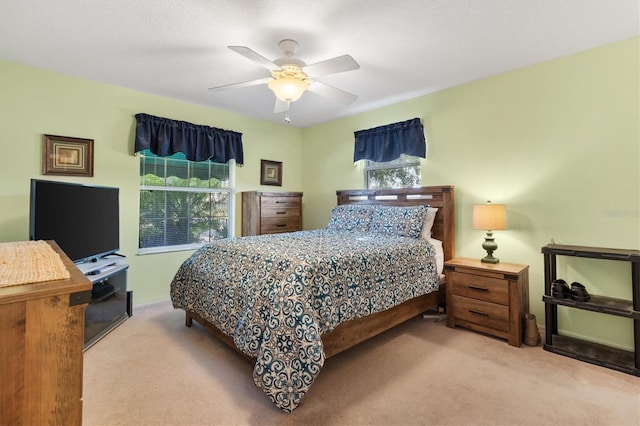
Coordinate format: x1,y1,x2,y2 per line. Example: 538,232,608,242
551,279,571,298
571,282,590,302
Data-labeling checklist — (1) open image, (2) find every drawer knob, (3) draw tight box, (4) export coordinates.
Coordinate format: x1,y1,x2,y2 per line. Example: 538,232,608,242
276,224,287,227
468,309,489,317
276,211,286,214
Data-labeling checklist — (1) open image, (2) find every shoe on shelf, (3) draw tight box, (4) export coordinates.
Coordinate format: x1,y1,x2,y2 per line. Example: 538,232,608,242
571,282,591,302
551,279,571,298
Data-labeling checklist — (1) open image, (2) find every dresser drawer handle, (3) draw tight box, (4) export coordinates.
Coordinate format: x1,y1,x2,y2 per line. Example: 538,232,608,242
468,309,489,317
276,224,287,227
275,201,286,204
468,285,489,292
276,211,287,214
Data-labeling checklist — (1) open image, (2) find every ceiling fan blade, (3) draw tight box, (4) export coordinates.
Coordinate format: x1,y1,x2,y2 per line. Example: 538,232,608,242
208,77,272,92
303,55,360,77
228,46,280,71
308,81,358,105
273,98,288,114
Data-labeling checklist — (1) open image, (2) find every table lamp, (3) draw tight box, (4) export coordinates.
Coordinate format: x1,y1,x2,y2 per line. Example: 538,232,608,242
472,201,506,264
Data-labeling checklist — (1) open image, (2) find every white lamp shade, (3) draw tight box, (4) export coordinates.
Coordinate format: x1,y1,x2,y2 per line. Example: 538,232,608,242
472,203,506,230
268,77,309,102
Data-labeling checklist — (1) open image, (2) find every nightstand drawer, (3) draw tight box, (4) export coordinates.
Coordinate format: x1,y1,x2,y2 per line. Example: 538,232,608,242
449,271,508,305
451,295,509,332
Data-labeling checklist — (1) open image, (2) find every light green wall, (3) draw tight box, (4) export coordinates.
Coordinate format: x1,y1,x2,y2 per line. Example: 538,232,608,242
1,37,637,349
0,60,302,304
302,37,639,349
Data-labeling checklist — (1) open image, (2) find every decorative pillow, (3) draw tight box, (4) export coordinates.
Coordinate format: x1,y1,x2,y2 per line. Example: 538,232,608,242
368,205,429,238
327,205,374,232
420,207,438,240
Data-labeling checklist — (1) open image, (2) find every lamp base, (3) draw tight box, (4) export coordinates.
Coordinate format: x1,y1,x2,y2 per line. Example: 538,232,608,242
481,231,500,264
481,255,500,264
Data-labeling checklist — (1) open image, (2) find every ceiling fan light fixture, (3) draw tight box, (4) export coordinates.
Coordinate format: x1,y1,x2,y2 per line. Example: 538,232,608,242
212,41,359,113
268,65,310,102
268,77,308,102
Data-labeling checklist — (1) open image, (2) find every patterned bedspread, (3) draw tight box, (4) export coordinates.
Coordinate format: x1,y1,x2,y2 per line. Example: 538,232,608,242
170,229,439,412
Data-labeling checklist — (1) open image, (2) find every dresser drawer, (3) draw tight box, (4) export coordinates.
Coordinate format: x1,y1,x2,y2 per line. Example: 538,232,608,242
451,295,509,332
261,196,301,208
261,206,300,219
261,218,301,234
449,271,508,305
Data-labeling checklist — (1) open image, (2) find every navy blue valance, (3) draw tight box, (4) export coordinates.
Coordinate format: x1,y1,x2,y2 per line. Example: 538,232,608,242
353,117,426,162
134,113,244,165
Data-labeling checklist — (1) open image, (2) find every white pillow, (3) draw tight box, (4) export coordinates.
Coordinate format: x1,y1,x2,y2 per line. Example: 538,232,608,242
420,207,438,239
426,237,444,274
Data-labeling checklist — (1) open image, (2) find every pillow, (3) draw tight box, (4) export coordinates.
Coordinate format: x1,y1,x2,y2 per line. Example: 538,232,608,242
426,237,444,274
368,205,429,238
420,207,438,240
327,205,373,232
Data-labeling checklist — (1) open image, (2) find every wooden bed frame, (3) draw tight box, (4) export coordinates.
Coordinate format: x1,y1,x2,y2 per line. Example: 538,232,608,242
185,185,455,359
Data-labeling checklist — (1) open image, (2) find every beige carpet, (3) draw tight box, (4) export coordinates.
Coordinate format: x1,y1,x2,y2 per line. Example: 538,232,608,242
83,300,640,426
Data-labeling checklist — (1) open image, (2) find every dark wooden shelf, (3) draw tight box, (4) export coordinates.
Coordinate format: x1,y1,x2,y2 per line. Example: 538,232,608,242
541,244,640,261
542,244,640,376
542,294,639,319
544,335,640,377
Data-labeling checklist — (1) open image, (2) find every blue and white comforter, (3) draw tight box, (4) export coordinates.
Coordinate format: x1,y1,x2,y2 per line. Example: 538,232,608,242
170,229,439,412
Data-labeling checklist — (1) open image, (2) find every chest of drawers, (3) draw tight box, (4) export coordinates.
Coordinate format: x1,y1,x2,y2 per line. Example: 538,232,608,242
242,191,303,236
445,258,529,346
0,241,91,425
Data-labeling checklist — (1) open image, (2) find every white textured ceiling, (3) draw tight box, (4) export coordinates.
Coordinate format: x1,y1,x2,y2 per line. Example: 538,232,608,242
1,0,638,128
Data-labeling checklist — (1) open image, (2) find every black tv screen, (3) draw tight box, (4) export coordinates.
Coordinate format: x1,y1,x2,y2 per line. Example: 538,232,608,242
29,179,120,263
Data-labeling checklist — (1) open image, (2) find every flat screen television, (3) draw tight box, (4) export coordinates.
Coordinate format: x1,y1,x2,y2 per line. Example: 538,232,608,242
29,179,120,264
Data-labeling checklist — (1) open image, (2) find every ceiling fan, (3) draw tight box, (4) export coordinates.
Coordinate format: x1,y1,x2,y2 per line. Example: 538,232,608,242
209,39,360,123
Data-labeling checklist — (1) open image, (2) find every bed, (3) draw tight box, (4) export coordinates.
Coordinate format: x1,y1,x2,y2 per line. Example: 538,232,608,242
170,185,455,412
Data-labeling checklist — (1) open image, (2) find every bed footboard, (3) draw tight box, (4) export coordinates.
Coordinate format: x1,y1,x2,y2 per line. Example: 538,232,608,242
182,282,445,361
322,284,445,358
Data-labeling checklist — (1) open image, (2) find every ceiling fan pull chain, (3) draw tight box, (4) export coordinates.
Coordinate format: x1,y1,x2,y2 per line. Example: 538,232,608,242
284,101,291,124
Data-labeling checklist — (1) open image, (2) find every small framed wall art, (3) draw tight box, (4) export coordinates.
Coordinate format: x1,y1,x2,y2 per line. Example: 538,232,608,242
42,134,94,177
260,159,282,186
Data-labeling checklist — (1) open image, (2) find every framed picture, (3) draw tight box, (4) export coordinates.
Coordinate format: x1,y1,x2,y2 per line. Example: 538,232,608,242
42,134,94,177
260,159,282,186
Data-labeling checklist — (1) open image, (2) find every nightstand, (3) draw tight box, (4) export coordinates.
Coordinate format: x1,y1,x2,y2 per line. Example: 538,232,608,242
445,258,529,347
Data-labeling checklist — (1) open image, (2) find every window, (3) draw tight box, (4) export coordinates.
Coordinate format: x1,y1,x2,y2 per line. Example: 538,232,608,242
138,149,234,253
365,154,421,189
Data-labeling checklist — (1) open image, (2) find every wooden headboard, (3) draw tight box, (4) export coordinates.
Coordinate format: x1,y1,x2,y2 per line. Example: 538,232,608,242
335,185,455,261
